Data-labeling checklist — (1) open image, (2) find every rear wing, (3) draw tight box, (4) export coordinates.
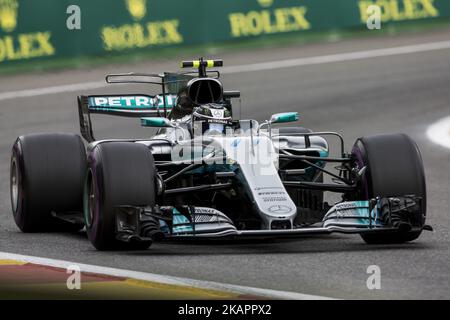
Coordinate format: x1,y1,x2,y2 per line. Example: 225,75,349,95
77,72,195,142
77,93,176,142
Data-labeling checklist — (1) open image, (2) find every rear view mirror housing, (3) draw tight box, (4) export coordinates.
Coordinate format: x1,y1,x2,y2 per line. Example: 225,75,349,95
270,112,299,124
141,117,175,128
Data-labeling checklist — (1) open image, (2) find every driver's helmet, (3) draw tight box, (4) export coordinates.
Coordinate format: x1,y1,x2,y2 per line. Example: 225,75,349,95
193,103,232,135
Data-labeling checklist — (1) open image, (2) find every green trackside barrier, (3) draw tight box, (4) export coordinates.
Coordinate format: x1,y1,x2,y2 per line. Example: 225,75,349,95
0,0,449,66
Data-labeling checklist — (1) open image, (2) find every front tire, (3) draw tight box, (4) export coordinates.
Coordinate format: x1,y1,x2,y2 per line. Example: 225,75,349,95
84,142,157,250
351,134,426,244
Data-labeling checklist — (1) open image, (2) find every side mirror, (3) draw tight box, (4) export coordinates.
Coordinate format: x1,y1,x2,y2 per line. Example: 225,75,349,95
141,117,175,128
269,112,299,124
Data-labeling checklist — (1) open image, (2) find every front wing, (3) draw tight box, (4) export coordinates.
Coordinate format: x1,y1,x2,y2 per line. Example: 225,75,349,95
114,196,427,242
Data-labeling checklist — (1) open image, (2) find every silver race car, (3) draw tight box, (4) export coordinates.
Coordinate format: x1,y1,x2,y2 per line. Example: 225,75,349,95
10,59,431,250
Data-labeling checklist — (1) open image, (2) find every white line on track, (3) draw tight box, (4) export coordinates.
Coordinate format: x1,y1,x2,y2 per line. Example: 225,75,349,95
0,81,107,101
1,40,450,102
221,40,450,74
426,116,450,149
0,251,333,300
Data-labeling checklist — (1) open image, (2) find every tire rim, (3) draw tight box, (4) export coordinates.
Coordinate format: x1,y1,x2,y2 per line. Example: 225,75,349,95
84,170,95,228
10,157,19,214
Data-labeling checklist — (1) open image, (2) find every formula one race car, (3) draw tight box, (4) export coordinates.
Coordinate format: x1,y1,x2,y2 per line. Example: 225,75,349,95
10,58,431,250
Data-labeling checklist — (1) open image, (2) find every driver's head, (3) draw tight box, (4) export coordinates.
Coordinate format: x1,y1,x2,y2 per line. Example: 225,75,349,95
193,103,232,135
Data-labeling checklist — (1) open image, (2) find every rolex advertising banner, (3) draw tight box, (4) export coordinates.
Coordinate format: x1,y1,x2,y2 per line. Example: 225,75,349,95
0,0,449,66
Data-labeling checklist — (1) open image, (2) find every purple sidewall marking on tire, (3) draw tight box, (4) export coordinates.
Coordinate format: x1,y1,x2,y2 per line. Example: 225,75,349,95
351,146,369,199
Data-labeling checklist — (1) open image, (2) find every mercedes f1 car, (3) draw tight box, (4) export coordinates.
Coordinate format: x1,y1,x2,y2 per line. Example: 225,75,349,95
10,58,431,250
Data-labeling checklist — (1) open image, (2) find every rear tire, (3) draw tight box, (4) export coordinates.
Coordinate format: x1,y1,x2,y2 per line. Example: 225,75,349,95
351,134,426,244
11,133,86,232
84,142,157,250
